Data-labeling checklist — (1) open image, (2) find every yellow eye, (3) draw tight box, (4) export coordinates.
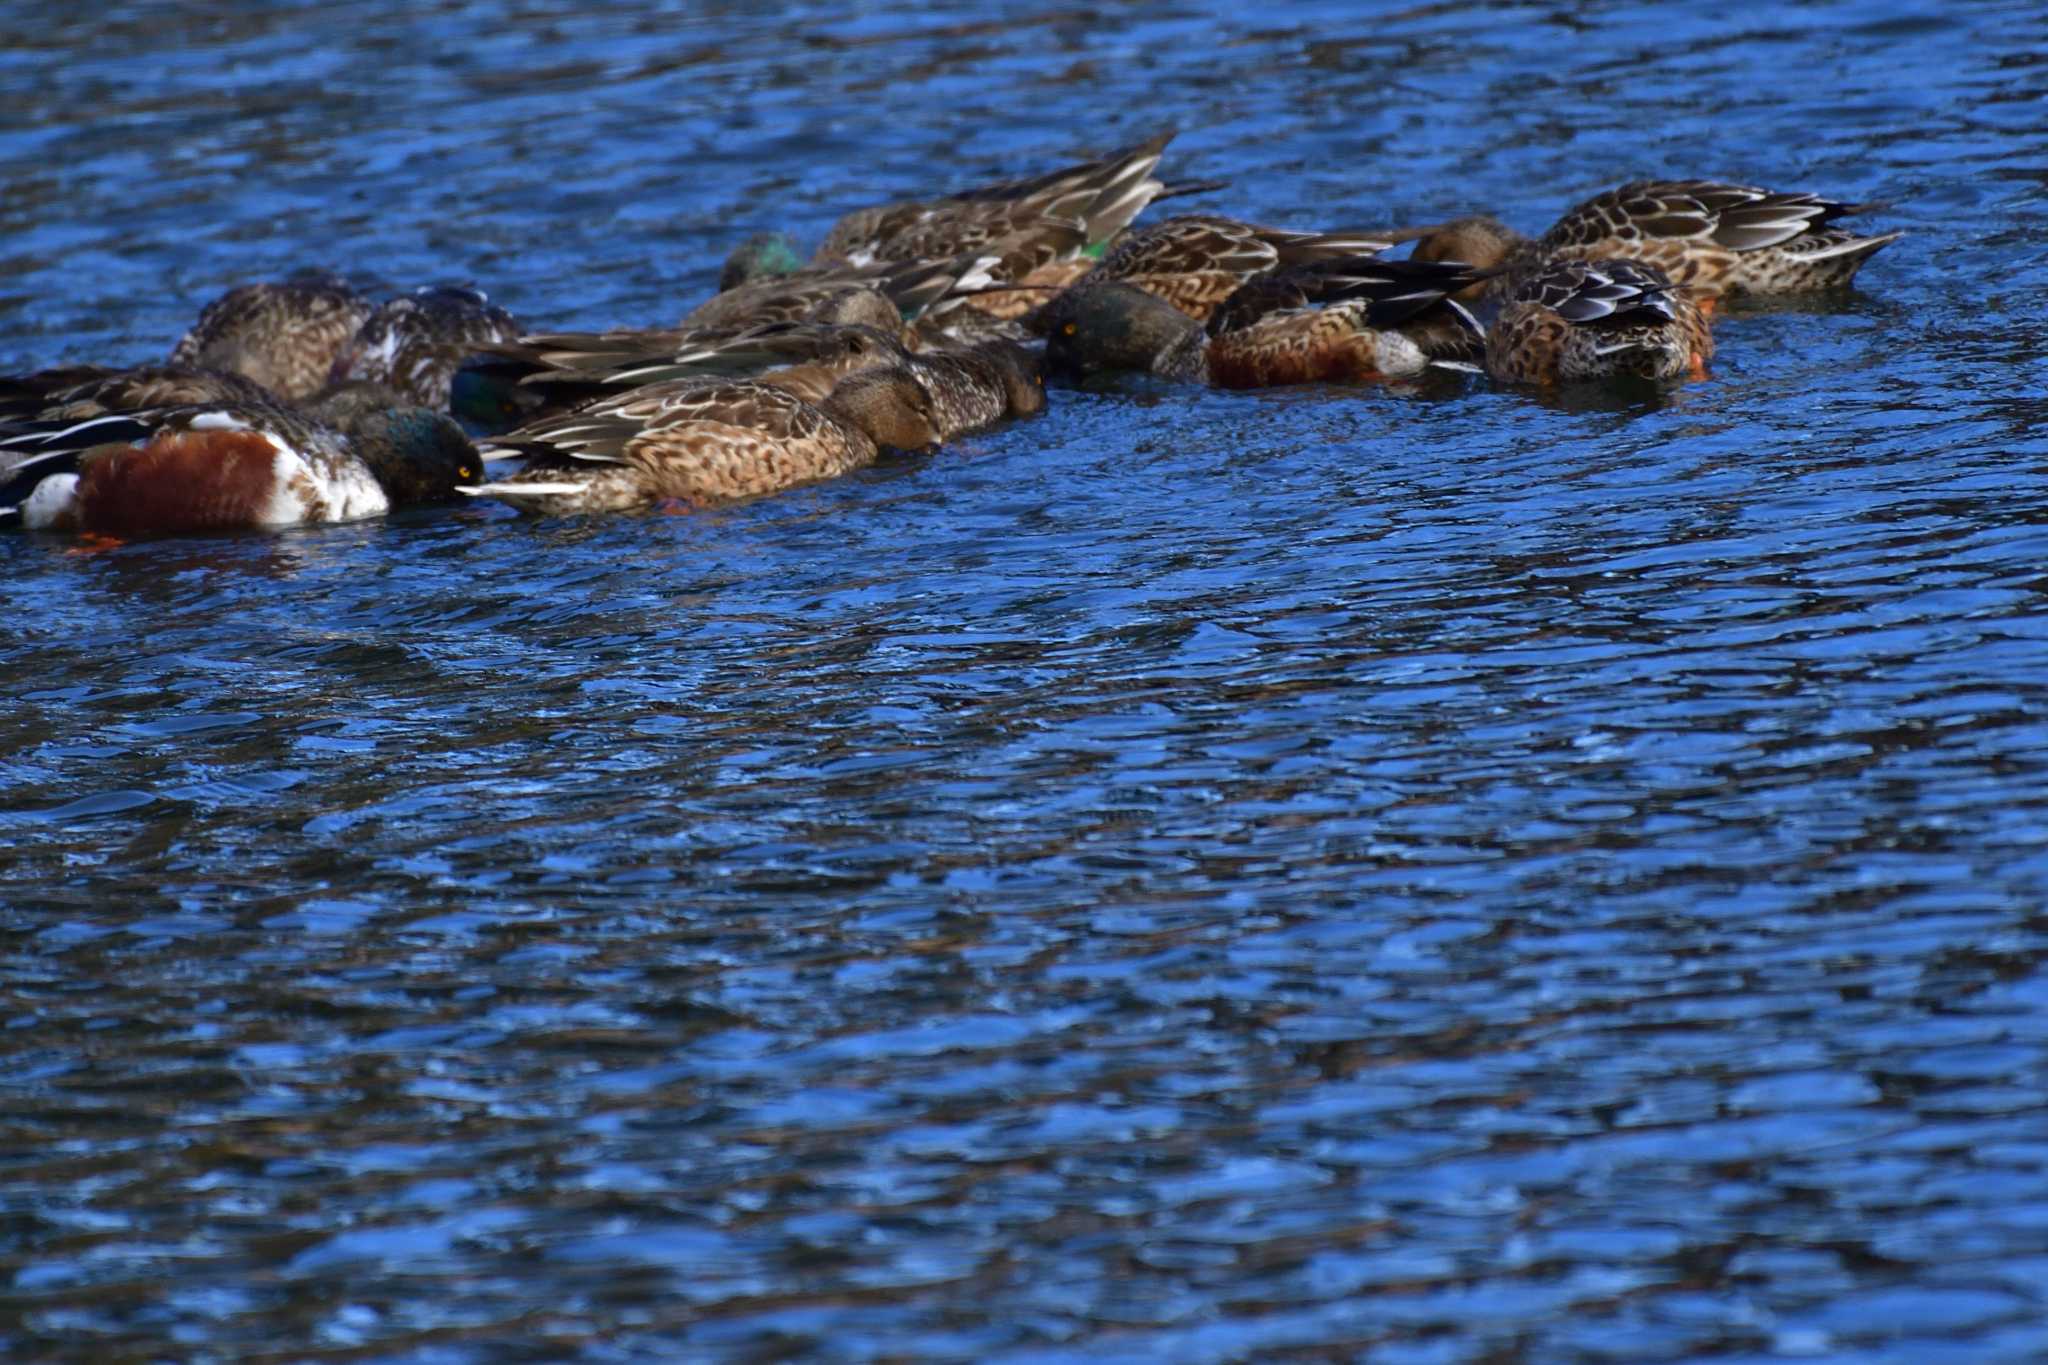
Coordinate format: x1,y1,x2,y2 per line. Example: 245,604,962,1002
1062,322,1077,336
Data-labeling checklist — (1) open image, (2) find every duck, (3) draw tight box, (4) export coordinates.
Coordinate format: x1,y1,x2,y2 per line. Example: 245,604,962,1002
453,320,911,434
1408,179,1900,302
464,367,942,516
0,398,482,536
810,132,1176,269
465,321,1042,440
1042,215,1398,327
907,339,1046,437
678,255,960,335
0,364,278,425
715,134,1191,340
477,319,896,398
1483,257,1714,385
1041,258,1487,388
329,285,522,412
167,270,375,401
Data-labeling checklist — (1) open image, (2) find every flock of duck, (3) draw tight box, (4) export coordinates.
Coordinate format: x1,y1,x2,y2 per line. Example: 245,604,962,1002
0,132,1899,536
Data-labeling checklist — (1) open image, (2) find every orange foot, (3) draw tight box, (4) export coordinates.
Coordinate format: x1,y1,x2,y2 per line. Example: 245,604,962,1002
64,532,128,555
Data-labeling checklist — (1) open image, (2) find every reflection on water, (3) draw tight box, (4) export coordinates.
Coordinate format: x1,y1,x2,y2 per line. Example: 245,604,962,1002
5,0,2048,1359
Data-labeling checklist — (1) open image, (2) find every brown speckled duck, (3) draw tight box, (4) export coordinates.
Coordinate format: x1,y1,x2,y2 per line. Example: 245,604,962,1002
1410,179,1900,302
1483,257,1714,385
467,321,1041,441
717,135,1186,339
0,364,278,424
1047,215,1398,327
330,285,522,411
168,270,374,401
465,367,942,515
813,132,1174,269
679,255,960,335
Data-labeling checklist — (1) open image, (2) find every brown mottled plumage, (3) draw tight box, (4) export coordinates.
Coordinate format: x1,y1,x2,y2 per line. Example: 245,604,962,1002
911,341,1045,436
0,364,276,423
1484,258,1714,385
463,321,908,425
168,271,374,400
680,257,962,334
473,321,1041,440
1410,180,1899,300
467,367,943,515
1053,215,1397,326
710,137,1180,345
331,285,521,410
814,133,1173,268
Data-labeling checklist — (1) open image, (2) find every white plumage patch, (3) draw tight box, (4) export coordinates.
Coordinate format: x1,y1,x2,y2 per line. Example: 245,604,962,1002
459,481,587,497
257,432,389,525
1377,331,1428,376
953,253,1004,293
21,473,79,530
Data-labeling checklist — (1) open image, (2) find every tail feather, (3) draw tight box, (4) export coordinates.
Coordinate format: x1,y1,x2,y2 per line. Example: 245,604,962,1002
1148,177,1230,205
1076,132,1174,245
0,447,85,508
1800,230,1903,262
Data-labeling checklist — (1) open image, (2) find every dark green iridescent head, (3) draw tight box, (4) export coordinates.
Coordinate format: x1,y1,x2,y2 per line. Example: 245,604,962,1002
339,405,485,504
719,232,807,293
447,359,549,435
1040,283,1201,381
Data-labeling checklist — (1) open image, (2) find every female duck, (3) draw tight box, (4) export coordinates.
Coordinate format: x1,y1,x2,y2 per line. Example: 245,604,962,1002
466,366,942,515
168,270,375,401
1484,258,1714,384
1057,214,1398,325
1410,179,1899,301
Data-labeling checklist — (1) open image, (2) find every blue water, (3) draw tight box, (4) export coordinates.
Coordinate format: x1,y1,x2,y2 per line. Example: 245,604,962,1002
4,1,2048,1360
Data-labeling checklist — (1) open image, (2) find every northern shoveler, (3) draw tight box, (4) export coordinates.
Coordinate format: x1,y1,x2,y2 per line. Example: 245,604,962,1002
464,367,942,515
168,270,374,401
909,339,1045,436
466,321,1042,441
1483,257,1714,384
0,399,481,536
1046,215,1398,326
331,285,522,411
1409,180,1900,300
813,132,1175,269
454,320,909,433
680,256,961,335
1041,258,1486,388
711,135,1188,339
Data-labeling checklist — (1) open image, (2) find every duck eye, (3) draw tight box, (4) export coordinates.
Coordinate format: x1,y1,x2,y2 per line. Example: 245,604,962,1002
1062,322,1077,336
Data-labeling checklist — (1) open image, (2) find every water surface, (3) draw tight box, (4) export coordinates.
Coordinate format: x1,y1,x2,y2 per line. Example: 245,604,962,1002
4,1,2048,1360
